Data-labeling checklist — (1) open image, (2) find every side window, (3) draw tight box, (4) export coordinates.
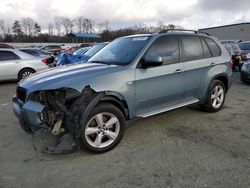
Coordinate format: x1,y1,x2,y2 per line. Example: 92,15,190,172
204,37,221,57
0,51,20,61
201,38,213,58
145,36,180,65
181,36,203,61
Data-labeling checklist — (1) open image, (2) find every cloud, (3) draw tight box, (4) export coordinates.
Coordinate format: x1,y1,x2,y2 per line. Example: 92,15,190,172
198,0,250,11
0,0,249,32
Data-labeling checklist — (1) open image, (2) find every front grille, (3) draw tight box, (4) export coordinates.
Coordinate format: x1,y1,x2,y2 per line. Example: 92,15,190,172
16,87,27,102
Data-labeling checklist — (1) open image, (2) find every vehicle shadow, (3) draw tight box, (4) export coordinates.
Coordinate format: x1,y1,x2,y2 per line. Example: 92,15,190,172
0,80,18,85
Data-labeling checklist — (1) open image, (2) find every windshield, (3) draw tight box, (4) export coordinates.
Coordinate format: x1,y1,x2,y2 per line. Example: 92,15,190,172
73,47,90,55
89,36,151,66
239,42,250,50
84,44,106,57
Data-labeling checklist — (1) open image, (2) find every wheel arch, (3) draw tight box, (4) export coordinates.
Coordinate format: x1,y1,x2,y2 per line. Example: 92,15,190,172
100,91,129,120
202,73,229,101
213,73,229,92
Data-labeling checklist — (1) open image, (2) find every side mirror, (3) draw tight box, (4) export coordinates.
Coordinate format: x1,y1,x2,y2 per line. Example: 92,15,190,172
141,54,163,68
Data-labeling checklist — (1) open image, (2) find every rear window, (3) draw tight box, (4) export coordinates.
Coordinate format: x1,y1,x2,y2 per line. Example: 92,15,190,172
239,42,250,50
182,36,203,61
20,49,39,56
201,38,213,58
0,51,20,61
204,37,221,57
46,46,61,50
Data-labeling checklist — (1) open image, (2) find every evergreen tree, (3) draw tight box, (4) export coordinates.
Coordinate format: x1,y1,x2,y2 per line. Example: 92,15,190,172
12,20,23,36
34,22,41,36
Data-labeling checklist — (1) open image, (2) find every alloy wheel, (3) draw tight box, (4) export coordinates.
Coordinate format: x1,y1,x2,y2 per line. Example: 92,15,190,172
84,112,120,148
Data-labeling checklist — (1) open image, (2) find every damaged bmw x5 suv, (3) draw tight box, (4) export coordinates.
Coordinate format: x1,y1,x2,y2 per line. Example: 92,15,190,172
13,29,233,153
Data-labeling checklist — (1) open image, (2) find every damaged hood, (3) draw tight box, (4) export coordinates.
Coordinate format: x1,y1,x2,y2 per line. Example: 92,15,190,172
18,62,126,94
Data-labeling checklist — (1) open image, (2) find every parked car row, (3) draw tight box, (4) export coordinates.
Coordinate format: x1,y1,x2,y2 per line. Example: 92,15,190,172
0,42,109,80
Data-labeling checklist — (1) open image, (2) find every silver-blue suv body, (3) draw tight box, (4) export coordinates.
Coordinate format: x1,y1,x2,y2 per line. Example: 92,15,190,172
12,29,233,153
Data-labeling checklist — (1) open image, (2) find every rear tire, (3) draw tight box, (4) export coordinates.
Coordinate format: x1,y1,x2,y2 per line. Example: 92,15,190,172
18,68,35,80
201,80,226,113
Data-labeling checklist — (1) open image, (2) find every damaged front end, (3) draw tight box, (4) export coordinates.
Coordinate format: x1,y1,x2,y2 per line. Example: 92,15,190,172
13,87,79,135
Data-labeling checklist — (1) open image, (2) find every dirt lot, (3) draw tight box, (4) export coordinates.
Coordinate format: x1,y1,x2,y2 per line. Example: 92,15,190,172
0,73,250,188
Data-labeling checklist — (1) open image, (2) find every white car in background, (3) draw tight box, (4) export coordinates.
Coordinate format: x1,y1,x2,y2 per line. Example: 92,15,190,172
0,48,49,81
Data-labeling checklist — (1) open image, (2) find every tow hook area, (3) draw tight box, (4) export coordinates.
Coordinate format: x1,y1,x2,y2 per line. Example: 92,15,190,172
51,119,65,136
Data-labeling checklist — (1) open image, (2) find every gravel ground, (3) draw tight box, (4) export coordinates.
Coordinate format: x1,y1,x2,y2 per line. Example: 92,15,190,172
0,72,250,188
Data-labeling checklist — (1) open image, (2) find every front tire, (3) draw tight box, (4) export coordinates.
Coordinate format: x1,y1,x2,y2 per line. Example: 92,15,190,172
201,80,226,112
68,98,125,153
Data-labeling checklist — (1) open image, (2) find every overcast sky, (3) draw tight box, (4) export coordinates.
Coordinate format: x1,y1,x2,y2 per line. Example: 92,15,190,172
0,0,250,32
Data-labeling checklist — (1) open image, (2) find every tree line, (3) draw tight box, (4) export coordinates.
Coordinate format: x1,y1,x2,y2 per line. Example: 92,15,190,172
0,17,180,43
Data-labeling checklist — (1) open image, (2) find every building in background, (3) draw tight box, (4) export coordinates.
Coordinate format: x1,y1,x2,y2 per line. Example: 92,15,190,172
199,23,250,41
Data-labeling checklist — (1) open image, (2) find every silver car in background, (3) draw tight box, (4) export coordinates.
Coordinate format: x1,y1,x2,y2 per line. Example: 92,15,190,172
0,48,49,81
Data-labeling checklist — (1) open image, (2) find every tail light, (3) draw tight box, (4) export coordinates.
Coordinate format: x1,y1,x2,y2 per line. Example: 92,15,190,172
229,60,234,68
42,58,48,64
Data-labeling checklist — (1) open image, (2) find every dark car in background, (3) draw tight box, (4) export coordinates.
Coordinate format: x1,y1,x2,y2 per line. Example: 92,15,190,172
39,45,61,54
221,40,242,70
239,41,250,61
241,61,250,83
19,48,51,58
0,43,15,49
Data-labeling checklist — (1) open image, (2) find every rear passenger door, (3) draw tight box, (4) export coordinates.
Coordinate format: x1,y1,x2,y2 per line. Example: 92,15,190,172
135,35,185,116
0,51,21,79
181,36,221,100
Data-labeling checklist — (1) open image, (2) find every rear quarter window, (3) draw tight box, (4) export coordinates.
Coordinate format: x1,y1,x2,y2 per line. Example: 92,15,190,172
0,51,20,61
181,36,203,61
204,37,221,57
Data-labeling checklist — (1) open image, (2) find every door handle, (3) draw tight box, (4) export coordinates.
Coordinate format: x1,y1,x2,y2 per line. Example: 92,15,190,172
210,62,216,66
174,69,184,74
127,81,134,85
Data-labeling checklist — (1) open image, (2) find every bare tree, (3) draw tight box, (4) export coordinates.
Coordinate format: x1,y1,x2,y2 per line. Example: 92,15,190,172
0,20,5,36
83,18,94,33
48,23,53,36
22,17,35,36
97,19,110,33
103,20,110,31
54,16,61,36
60,17,73,35
69,20,74,33
75,16,84,33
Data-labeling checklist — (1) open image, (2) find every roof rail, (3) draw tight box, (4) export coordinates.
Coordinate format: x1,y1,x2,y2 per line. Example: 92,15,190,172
159,29,210,36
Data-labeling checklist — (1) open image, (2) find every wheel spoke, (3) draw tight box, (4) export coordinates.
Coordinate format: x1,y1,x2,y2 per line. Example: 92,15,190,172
85,127,98,135
217,89,223,96
212,99,217,107
218,96,223,104
105,117,118,128
93,134,103,147
214,86,218,95
106,130,118,140
95,113,104,126
211,94,216,99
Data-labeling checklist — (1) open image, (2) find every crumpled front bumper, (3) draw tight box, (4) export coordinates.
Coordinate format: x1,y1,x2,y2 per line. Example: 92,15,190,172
12,96,48,134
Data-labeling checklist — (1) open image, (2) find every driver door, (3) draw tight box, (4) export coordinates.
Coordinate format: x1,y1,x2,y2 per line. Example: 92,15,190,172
135,36,185,116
